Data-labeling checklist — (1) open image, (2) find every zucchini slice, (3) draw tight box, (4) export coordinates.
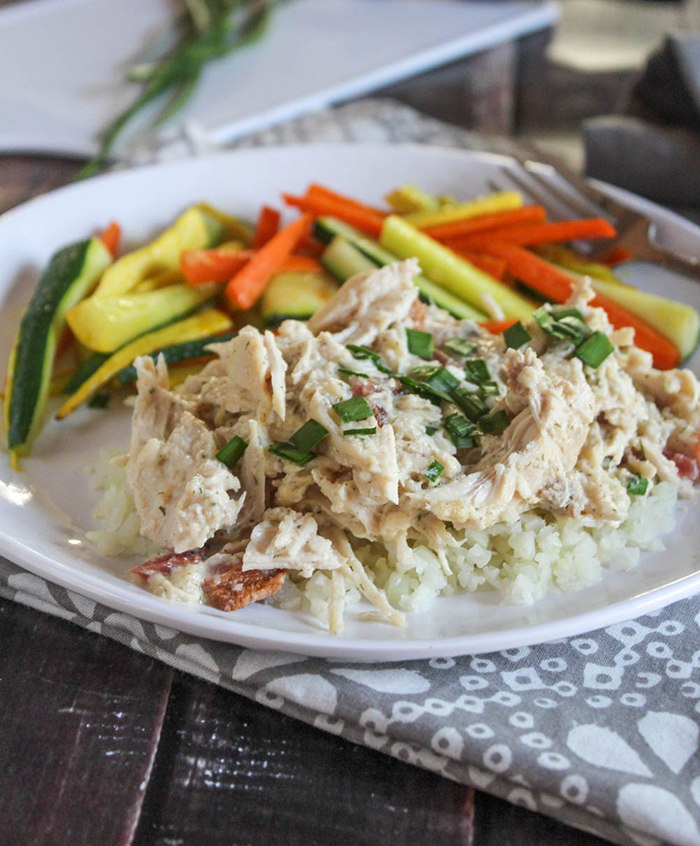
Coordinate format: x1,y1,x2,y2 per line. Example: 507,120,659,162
380,215,535,320
5,237,112,463
261,272,338,325
57,308,233,418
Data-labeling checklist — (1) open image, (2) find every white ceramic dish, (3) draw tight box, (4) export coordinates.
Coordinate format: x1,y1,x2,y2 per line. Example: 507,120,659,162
1,143,699,660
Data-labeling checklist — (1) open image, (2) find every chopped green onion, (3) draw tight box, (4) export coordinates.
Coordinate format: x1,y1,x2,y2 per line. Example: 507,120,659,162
338,367,369,378
216,435,248,466
534,306,589,342
444,337,477,357
425,426,439,436
289,420,329,452
87,392,110,409
574,331,614,369
333,396,373,423
464,359,491,384
343,427,377,437
627,474,649,496
451,387,488,422
503,321,531,350
268,443,315,466
424,460,444,483
444,413,479,449
480,410,511,434
346,344,393,374
406,328,434,360
480,381,501,397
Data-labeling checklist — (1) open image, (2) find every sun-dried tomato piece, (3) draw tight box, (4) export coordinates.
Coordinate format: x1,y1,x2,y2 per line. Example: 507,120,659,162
203,563,287,612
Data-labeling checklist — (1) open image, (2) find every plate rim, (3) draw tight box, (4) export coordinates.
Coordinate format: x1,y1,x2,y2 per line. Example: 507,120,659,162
1,141,700,660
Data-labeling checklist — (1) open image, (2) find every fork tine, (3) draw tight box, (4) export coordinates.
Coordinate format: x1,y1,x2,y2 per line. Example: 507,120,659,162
495,168,575,221
523,168,607,221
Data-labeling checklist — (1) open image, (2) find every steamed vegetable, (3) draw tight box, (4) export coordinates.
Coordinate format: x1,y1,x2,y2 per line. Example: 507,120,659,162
5,237,113,466
380,215,535,320
57,308,232,418
402,192,522,228
260,271,338,325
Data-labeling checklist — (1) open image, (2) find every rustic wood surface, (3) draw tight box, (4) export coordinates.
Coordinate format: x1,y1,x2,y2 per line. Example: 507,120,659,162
0,19,629,846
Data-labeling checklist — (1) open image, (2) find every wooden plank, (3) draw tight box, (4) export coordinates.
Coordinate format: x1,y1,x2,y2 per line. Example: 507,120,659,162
0,155,82,216
473,792,610,846
0,597,173,846
132,674,475,846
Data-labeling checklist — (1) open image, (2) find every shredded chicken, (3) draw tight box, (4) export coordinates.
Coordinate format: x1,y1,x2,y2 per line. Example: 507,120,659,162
125,260,700,626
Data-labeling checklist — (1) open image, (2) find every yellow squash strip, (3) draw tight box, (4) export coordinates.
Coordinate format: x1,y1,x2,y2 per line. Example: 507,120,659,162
57,308,233,419
91,205,225,299
385,185,441,214
380,215,535,320
403,191,523,229
131,268,185,294
198,203,254,246
67,283,215,353
535,244,624,285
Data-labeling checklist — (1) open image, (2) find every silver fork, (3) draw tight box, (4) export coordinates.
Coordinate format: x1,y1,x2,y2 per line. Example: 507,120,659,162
491,145,700,283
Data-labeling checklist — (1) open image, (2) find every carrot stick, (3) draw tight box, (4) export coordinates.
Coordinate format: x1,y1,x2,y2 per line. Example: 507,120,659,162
452,249,507,280
306,184,388,217
296,232,326,258
281,255,323,273
598,245,634,266
181,248,253,286
251,206,281,250
283,194,384,238
226,214,313,310
99,221,121,257
478,241,680,369
481,318,518,334
425,206,545,241
452,218,617,251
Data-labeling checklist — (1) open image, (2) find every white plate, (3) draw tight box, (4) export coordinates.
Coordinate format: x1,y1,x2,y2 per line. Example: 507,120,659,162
1,144,700,661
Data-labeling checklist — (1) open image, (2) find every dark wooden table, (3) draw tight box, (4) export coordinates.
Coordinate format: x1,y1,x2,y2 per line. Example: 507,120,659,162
0,19,624,843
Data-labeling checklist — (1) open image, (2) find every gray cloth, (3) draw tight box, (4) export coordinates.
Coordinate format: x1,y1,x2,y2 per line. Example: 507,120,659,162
584,33,700,209
4,99,700,846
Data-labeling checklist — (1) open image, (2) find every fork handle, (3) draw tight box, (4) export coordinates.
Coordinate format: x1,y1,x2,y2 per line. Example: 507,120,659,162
630,241,700,284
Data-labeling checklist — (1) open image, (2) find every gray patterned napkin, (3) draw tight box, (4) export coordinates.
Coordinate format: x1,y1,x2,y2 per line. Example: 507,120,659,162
4,100,700,846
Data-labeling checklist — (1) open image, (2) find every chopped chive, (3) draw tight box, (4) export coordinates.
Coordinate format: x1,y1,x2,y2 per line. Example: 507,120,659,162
534,306,588,342
451,387,488,422
424,460,444,483
343,427,377,436
289,420,329,452
425,426,439,436
410,364,460,394
338,367,369,378
503,321,531,350
480,381,501,397
574,331,614,369
333,396,373,423
87,392,110,409
406,328,434,360
399,376,452,405
444,413,479,449
216,435,248,466
268,443,315,466
346,344,393,374
444,337,477,358
627,474,649,496
480,410,511,434
464,359,491,384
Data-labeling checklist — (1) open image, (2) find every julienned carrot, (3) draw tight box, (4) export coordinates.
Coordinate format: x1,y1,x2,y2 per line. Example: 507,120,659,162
598,245,634,266
451,218,617,252
478,241,680,369
226,214,313,310
99,221,121,257
425,206,545,241
306,184,388,217
251,206,281,250
481,318,518,334
296,232,326,258
283,194,384,238
181,248,253,286
452,249,507,280
281,255,323,273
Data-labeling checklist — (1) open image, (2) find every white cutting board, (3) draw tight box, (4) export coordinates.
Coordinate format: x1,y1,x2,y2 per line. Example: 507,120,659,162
0,0,558,158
